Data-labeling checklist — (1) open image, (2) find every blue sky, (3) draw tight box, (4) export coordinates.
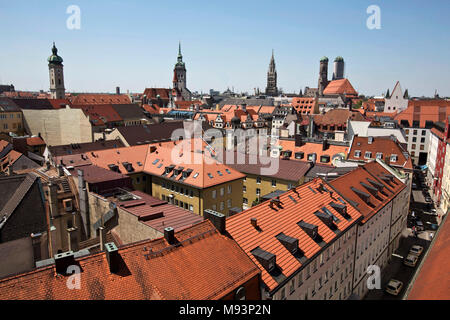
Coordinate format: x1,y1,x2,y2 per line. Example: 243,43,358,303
0,0,449,96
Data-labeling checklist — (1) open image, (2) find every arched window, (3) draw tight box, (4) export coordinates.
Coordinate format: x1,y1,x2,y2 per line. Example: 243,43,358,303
235,286,246,300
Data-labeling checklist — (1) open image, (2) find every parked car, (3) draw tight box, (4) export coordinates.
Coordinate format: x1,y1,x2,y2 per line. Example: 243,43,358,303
386,279,403,296
404,254,419,267
409,245,424,257
415,220,424,231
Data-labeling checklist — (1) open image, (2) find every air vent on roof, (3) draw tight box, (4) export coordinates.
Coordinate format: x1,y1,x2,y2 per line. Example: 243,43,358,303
329,202,350,219
251,247,276,272
297,220,319,240
108,164,120,173
122,162,134,173
360,182,379,196
314,210,335,229
276,233,299,254
367,178,384,191
351,187,371,202
164,165,175,175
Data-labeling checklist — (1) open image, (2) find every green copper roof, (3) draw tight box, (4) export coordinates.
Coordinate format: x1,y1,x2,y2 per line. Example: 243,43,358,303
320,56,329,62
334,56,344,62
48,43,63,64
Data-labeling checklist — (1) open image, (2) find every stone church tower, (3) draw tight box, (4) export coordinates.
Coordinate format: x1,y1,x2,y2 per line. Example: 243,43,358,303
172,43,191,101
265,50,278,96
318,56,329,96
48,43,65,99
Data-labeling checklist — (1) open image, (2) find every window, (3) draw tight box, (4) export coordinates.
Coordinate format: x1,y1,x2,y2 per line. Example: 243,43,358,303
227,185,232,194
243,186,246,193
354,150,361,158
420,145,424,151
256,188,260,195
390,154,398,162
227,199,232,208
364,151,372,159
421,137,425,143
298,272,303,286
256,177,261,184
272,180,276,187
220,202,224,211
280,288,286,300
290,279,295,294
220,188,224,196
412,137,417,143
243,198,248,205
422,130,426,136
189,205,193,212
212,204,217,211
212,190,217,199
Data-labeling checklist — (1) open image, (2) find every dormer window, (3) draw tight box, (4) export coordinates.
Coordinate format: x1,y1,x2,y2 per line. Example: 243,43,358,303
390,154,398,162
354,150,361,158
376,152,383,159
364,151,372,159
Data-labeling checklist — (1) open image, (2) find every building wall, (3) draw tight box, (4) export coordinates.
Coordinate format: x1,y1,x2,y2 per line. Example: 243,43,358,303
242,173,302,209
441,143,450,213
0,237,34,279
426,132,439,183
384,83,408,113
0,111,23,134
404,127,430,165
113,207,163,245
22,107,93,146
271,224,358,301
152,176,243,217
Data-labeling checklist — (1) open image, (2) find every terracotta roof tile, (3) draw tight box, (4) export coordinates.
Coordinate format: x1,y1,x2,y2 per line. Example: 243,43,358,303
0,220,260,300
323,79,358,96
70,94,131,105
226,179,362,291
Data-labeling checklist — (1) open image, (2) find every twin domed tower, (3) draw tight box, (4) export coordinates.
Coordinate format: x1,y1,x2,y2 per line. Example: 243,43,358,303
48,42,65,99
318,56,345,95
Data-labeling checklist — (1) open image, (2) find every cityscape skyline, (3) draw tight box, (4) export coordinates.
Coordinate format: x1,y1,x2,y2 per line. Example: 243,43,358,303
0,0,449,96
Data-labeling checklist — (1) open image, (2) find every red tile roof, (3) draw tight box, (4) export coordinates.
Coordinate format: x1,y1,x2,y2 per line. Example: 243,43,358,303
407,214,450,300
115,190,203,233
0,220,260,300
329,161,406,223
394,99,450,127
143,140,245,189
70,164,132,185
323,79,357,96
71,104,123,126
348,136,413,170
314,109,367,127
291,97,318,115
70,94,131,105
226,179,362,291
277,139,349,166
26,137,46,146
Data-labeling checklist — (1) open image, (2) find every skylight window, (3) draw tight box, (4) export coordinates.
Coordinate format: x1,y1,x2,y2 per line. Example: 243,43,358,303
217,170,223,176
152,159,159,165
157,163,163,168
225,169,231,174
193,173,199,178
207,173,214,179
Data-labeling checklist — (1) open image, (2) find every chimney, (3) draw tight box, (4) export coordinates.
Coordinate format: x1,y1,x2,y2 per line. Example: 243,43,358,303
99,226,106,251
54,251,75,275
322,139,329,151
67,227,79,252
295,134,304,147
105,242,120,273
203,209,226,234
164,227,175,244
31,232,42,262
116,87,120,95
57,164,64,177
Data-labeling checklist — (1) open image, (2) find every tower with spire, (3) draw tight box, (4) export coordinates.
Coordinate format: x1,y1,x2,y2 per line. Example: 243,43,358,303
172,42,191,101
48,42,65,99
265,50,278,96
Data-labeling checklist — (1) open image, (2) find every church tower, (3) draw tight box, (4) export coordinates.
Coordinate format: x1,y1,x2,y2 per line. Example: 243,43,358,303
172,42,191,101
265,50,278,96
318,56,329,96
48,42,65,99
